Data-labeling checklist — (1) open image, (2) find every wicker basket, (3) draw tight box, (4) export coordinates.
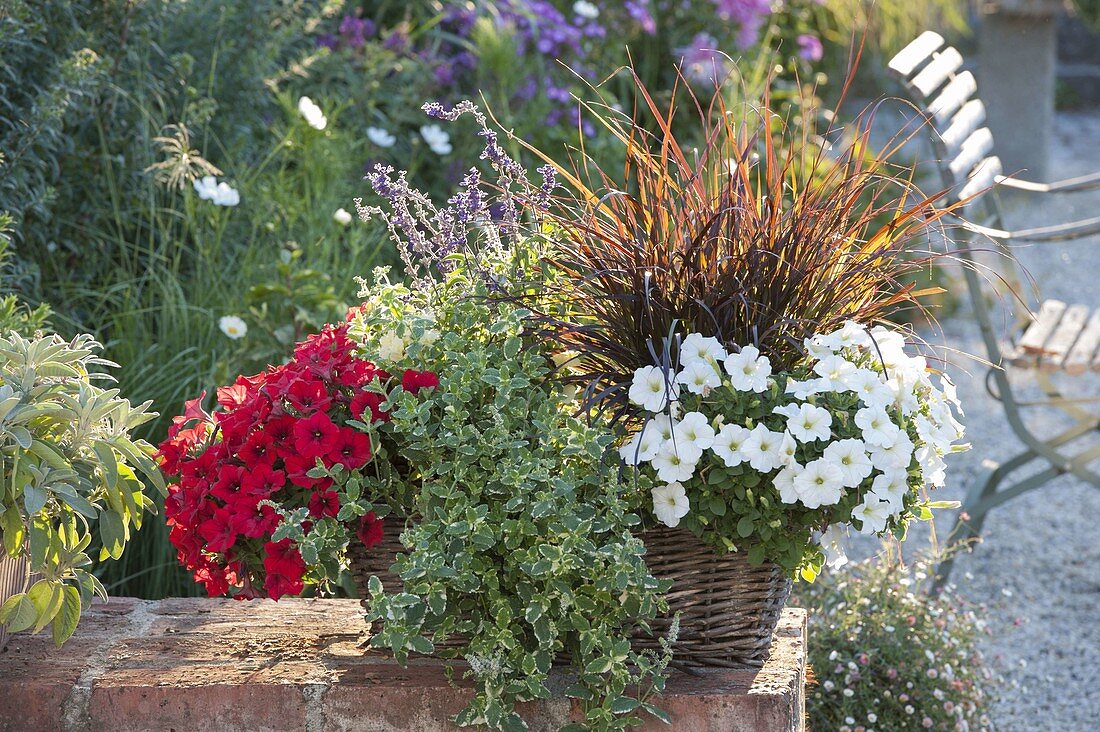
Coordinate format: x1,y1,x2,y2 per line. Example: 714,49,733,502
0,548,30,652
348,521,791,668
632,526,792,668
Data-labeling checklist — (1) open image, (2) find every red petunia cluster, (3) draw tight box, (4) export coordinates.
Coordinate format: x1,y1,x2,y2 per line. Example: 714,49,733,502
157,322,436,600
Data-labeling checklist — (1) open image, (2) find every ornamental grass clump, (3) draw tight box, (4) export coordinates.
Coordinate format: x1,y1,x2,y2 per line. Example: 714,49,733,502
796,550,999,732
527,74,968,579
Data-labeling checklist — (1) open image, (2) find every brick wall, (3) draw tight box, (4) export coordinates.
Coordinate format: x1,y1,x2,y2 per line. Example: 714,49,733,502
0,598,806,731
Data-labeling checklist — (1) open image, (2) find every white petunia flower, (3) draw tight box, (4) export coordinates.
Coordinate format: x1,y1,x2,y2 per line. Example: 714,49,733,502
785,377,830,400
377,331,407,362
711,423,751,467
651,413,677,442
803,334,836,360
333,208,353,225
652,482,690,527
740,424,786,473
784,403,833,443
818,524,849,569
813,354,857,383
218,315,247,340
679,333,727,366
673,411,716,450
628,365,677,413
573,0,600,19
193,175,219,200
651,440,702,483
869,470,908,510
821,321,872,351
774,463,804,504
776,430,798,466
855,407,902,448
724,344,772,392
420,124,453,155
211,181,240,207
618,421,662,466
675,359,722,395
853,497,893,534
793,458,845,508
915,444,947,488
366,126,396,148
823,438,874,488
841,368,895,409
868,432,915,472
298,96,328,130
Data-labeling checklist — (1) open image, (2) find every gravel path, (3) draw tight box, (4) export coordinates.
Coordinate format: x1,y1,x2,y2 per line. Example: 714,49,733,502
845,111,1100,731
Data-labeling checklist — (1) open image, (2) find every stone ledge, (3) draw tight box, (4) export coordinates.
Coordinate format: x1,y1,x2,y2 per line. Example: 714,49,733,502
0,598,806,732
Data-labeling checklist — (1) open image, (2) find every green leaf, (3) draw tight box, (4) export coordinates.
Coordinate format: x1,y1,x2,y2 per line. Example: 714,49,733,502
27,580,64,634
93,442,119,490
99,510,126,560
51,585,82,646
408,635,435,655
23,483,47,516
609,696,640,714
0,593,36,633
736,515,754,538
584,656,613,674
0,506,24,556
367,575,383,597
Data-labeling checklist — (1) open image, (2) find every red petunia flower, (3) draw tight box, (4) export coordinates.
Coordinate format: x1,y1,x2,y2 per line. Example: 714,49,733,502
401,369,440,395
307,490,341,518
326,428,372,472
228,496,281,538
198,508,238,553
263,539,306,600
240,463,286,498
292,411,340,459
239,430,277,466
350,391,389,424
286,379,332,414
356,512,385,548
283,454,334,491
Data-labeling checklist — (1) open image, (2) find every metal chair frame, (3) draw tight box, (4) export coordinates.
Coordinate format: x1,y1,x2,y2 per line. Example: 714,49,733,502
888,32,1100,588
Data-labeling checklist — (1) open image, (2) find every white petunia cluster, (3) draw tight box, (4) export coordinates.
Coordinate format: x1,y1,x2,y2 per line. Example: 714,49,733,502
622,323,967,551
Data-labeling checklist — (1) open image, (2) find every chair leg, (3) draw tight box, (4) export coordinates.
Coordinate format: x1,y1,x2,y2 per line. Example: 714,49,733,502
931,448,1037,593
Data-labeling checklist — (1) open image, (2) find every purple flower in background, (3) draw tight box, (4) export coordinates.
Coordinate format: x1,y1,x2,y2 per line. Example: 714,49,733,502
315,33,337,50
679,33,728,85
712,0,771,49
625,1,657,35
339,15,375,49
797,34,824,62
382,24,411,54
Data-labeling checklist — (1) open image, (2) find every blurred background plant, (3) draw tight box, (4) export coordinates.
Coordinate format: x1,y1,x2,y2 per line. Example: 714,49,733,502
793,548,1000,732
0,0,969,598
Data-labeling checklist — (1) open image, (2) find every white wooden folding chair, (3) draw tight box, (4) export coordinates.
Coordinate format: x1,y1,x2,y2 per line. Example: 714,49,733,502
889,32,1100,588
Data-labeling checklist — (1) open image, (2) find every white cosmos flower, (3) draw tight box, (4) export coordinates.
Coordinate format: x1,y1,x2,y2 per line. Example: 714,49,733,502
841,368,895,409
784,403,833,443
724,344,772,392
366,126,396,147
712,424,751,467
853,497,893,534
823,438,873,488
651,440,702,482
420,124,453,155
673,411,715,450
333,208,353,225
298,96,328,130
868,432,915,471
652,482,690,527
740,424,786,472
618,421,662,465
774,463,804,504
573,0,600,19
818,524,850,570
675,359,722,394
855,407,902,448
793,458,845,508
813,354,857,383
218,315,247,340
193,175,219,200
679,333,727,366
211,182,240,207
628,365,677,413
377,331,407,362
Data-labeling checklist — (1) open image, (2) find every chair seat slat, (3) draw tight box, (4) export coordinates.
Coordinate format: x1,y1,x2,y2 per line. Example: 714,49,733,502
911,47,964,98
1065,310,1100,374
889,31,946,78
1011,299,1067,367
1039,304,1090,371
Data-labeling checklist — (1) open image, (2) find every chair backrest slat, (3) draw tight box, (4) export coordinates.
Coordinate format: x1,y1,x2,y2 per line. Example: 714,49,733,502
940,100,986,156
889,31,945,78
948,127,994,182
911,47,964,98
958,156,1002,202
927,70,978,127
